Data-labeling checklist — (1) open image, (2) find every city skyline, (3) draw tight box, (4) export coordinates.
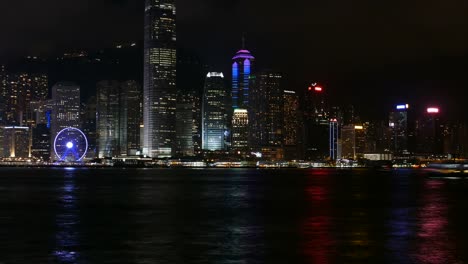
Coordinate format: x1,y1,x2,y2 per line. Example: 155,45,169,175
0,1,467,163
0,0,466,120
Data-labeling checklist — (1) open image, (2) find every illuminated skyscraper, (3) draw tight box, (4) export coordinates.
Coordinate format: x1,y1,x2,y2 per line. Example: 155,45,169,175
329,119,339,160
202,72,227,151
283,90,302,160
31,124,50,161
51,82,81,131
143,0,177,158
177,50,206,156
50,82,81,160
340,125,356,159
1,72,48,126
96,81,120,158
176,92,195,156
121,81,142,156
304,83,328,123
0,65,8,125
355,125,366,157
303,83,329,160
415,107,443,155
232,49,254,109
96,81,142,158
2,126,30,158
340,125,366,160
250,71,283,159
389,104,411,155
82,96,97,158
232,109,249,150
231,47,254,151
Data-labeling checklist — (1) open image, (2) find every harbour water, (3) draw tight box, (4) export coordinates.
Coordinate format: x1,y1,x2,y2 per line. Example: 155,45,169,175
0,168,466,263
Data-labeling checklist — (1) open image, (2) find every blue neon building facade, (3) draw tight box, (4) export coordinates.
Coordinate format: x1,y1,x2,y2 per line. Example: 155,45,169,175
232,50,254,109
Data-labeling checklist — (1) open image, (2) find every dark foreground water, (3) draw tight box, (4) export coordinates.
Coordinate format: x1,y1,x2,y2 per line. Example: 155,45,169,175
0,168,467,264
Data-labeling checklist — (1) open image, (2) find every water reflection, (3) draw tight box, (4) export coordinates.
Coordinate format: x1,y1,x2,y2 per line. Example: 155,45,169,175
414,179,456,264
386,170,413,264
302,170,336,263
128,169,263,263
0,168,466,263
53,170,80,263
214,173,263,263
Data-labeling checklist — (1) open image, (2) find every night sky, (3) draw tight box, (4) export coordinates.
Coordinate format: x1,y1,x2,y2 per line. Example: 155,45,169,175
1,0,467,119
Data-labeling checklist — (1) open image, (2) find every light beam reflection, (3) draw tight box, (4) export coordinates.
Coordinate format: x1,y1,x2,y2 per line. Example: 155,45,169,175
302,170,335,263
53,170,80,263
414,180,456,264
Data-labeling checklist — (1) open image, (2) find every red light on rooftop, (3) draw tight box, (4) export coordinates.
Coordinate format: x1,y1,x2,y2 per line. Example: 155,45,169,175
314,86,323,92
308,87,312,91
427,107,439,114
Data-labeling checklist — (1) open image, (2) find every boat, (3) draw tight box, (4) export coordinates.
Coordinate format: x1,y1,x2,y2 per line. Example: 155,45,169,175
425,160,467,176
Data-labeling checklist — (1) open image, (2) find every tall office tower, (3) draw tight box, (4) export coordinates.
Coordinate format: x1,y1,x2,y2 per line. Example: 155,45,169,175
29,100,49,127
3,73,48,127
342,105,355,126
231,48,254,151
96,81,120,158
232,109,249,150
304,83,328,122
355,125,366,157
415,107,443,155
192,93,202,155
232,49,254,109
441,122,464,157
0,127,3,155
454,122,468,158
283,90,302,160
31,74,48,101
50,82,81,160
120,81,142,156
96,81,142,158
340,124,366,160
175,92,195,157
143,0,177,158
30,99,52,160
82,96,97,158
31,124,50,161
373,121,393,153
340,125,356,159
303,83,330,160
2,126,30,158
329,119,339,160
202,72,227,151
250,71,283,160
177,50,206,156
389,104,410,155
25,73,48,128
363,121,377,153
0,65,7,124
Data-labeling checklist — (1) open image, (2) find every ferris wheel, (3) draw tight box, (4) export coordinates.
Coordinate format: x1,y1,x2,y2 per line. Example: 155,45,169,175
54,127,88,162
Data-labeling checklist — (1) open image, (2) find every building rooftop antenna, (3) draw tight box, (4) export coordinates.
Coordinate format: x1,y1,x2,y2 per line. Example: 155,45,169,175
242,33,246,49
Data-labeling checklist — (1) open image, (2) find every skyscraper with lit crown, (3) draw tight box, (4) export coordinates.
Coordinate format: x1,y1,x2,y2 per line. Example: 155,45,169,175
232,49,254,109
202,72,227,151
231,42,254,151
143,0,177,158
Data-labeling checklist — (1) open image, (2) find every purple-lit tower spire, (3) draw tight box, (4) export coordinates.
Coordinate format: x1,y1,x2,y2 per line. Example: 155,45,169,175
232,49,254,109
